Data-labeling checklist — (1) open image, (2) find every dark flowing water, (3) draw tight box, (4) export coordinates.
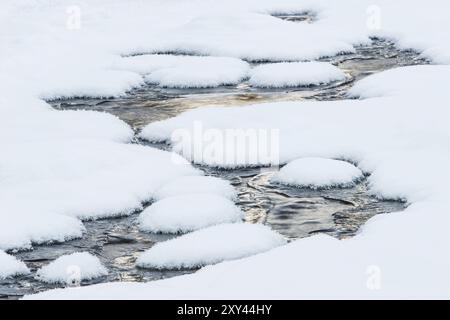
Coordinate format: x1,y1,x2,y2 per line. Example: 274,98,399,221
1,34,426,298
202,166,404,240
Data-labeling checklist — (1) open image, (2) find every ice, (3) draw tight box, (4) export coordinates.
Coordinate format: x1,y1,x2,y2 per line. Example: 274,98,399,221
115,55,250,88
272,157,363,189
153,176,237,201
139,195,244,234
136,223,287,270
0,251,29,280
249,62,346,88
36,252,108,285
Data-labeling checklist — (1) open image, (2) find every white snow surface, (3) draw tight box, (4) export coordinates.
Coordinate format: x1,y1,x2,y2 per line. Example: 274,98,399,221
249,62,346,88
114,54,249,88
272,157,363,188
36,252,108,284
139,195,244,234
153,176,237,201
0,251,29,280
2,0,450,299
145,57,248,88
0,141,199,250
53,65,450,299
136,223,287,269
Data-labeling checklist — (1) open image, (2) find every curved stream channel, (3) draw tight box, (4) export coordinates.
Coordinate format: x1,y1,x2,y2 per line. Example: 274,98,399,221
1,31,426,298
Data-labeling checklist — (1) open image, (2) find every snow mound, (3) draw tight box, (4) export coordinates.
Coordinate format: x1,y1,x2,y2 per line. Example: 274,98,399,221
421,46,450,65
153,176,237,201
272,158,363,189
137,223,286,270
249,62,346,88
117,54,249,88
0,251,29,280
36,252,108,285
139,195,244,233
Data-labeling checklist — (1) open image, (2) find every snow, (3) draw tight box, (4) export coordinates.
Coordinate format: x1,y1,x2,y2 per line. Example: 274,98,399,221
249,62,346,88
115,55,250,88
0,140,199,250
421,46,450,65
348,65,450,99
36,252,108,285
82,64,450,299
139,195,244,234
153,176,237,201
0,251,29,280
272,157,363,189
2,0,450,299
136,223,286,270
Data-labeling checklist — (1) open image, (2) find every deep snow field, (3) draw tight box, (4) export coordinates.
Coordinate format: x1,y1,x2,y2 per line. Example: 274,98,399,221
2,0,450,299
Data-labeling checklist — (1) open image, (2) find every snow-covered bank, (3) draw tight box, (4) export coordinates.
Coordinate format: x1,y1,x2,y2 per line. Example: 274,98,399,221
113,54,250,88
136,223,286,270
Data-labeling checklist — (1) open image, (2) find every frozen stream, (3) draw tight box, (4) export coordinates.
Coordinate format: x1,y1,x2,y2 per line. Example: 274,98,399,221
0,34,426,298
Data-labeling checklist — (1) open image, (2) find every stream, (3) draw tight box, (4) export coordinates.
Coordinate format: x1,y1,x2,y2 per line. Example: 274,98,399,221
0,21,427,298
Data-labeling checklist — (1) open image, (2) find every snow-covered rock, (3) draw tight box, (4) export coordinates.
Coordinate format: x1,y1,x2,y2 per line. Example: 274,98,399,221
36,252,108,285
136,223,286,269
421,46,450,65
139,195,244,234
249,62,346,88
0,251,29,280
272,158,363,189
153,176,237,201
115,55,249,88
